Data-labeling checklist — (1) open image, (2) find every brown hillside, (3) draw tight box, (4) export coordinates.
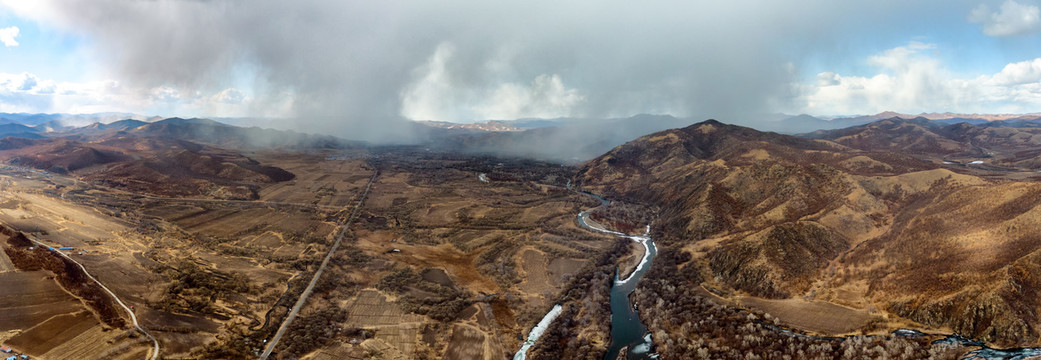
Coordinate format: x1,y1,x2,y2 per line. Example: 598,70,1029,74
0,136,294,199
578,119,1041,347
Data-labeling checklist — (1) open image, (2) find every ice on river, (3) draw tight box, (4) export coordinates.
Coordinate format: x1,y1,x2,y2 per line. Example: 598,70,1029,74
513,304,563,360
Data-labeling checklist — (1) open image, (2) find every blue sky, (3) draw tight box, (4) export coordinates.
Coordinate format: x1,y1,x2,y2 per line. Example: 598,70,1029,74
4,0,1041,126
0,10,89,82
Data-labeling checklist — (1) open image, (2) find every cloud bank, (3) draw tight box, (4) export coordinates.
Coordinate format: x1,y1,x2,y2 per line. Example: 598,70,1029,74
798,41,1041,115
2,0,907,140
969,0,1041,37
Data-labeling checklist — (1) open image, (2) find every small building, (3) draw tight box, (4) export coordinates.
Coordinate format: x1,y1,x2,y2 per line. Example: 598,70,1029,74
0,346,11,353
6,355,16,360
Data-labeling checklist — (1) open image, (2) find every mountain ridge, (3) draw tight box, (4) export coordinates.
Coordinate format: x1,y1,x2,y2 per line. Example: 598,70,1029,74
577,119,1041,349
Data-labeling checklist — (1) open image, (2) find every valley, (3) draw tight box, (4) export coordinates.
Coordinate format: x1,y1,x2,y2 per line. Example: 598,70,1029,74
0,136,632,359
1,115,1041,359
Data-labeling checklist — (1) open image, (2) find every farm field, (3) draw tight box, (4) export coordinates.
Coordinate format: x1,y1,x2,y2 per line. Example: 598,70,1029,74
0,147,620,357
0,271,86,334
0,148,641,360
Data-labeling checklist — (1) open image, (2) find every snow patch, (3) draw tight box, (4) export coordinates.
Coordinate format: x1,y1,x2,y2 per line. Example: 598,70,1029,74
616,235,652,285
513,304,563,360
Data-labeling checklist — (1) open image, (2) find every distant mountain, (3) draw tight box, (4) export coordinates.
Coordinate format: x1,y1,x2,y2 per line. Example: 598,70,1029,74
123,117,355,150
0,122,44,139
826,111,1041,125
0,114,360,152
430,114,695,162
0,136,294,199
95,119,150,130
806,117,1041,170
754,111,1041,135
804,117,974,156
0,112,152,127
753,114,876,134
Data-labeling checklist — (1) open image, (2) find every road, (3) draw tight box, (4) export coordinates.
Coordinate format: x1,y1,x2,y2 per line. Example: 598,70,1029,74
26,236,161,360
258,171,378,359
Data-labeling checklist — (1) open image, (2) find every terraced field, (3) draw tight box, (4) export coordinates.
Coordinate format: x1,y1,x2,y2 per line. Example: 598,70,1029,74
343,290,426,359
0,271,86,333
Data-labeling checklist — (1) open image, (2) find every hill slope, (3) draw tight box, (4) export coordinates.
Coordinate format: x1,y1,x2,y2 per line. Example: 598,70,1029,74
578,120,1041,348
0,137,294,199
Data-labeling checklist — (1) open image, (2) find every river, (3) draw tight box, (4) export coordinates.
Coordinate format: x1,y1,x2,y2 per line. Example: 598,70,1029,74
926,333,1041,360
513,188,658,360
575,198,659,360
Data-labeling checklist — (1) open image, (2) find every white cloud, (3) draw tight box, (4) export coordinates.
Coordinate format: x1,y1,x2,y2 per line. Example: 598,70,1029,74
213,88,245,104
473,74,584,120
991,58,1041,85
816,72,840,86
797,42,1041,115
969,0,1041,36
400,43,584,122
800,42,954,114
0,26,19,47
149,86,180,102
0,73,36,92
0,71,271,117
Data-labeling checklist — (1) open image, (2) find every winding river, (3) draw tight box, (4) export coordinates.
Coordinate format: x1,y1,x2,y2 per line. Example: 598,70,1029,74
578,209,658,360
513,187,658,360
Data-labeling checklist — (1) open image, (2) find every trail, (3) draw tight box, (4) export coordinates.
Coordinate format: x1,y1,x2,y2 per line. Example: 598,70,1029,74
25,236,160,360
258,170,378,359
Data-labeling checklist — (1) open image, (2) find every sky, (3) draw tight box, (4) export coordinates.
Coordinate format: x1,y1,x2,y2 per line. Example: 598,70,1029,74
4,1,1041,138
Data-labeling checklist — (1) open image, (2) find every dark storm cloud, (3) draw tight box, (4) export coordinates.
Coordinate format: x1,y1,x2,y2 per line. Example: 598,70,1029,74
7,0,967,141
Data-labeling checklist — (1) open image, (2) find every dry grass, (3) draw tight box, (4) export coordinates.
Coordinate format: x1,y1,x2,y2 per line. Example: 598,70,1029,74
0,246,14,272
517,249,554,299
443,324,486,360
546,257,584,284
736,296,876,335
